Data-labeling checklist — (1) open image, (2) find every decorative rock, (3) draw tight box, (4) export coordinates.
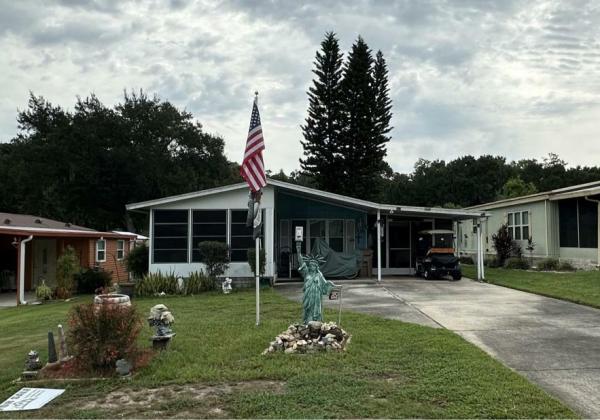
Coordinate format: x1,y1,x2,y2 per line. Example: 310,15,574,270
263,321,350,355
116,358,132,376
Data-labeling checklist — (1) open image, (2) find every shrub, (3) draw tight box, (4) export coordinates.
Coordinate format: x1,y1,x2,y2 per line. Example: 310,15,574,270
126,243,149,279
247,247,266,276
491,224,518,266
537,258,560,271
56,246,80,299
35,280,52,301
67,302,143,371
198,241,230,278
484,256,500,268
135,271,178,297
185,271,216,294
504,257,530,270
459,256,474,265
76,268,112,294
559,261,576,271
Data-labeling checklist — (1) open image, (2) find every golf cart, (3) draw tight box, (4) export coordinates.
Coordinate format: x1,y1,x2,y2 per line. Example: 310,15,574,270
415,229,462,280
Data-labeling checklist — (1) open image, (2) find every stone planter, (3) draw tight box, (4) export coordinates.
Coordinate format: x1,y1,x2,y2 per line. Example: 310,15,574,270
93,294,131,310
150,333,175,351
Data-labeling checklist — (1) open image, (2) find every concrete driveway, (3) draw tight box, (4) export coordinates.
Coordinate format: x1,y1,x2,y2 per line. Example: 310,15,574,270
276,278,600,418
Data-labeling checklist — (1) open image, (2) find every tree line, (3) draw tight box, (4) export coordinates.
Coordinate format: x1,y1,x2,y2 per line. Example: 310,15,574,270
0,92,239,231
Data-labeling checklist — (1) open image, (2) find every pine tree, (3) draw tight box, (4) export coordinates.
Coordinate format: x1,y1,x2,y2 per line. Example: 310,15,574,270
372,50,393,152
300,32,344,191
338,36,390,200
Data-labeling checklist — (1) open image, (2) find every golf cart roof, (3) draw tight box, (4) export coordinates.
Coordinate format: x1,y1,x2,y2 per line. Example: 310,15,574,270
418,229,455,235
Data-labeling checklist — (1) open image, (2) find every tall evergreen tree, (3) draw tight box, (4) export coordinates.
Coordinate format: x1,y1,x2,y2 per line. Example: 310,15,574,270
338,36,390,200
300,32,344,191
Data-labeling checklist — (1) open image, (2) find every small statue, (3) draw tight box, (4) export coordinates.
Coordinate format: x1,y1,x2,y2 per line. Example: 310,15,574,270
148,304,175,337
25,350,42,371
222,277,232,294
296,242,334,324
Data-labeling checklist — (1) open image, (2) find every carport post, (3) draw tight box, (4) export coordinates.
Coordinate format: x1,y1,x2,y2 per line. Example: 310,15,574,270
377,209,381,282
476,222,482,281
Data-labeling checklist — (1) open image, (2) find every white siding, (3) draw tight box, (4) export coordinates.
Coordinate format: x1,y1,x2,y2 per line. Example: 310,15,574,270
149,186,275,278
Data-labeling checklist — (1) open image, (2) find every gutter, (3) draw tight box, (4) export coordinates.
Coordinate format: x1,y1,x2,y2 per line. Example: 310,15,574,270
19,235,33,305
584,196,600,267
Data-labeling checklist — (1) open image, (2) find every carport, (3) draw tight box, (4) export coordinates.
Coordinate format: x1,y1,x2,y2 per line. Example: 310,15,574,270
369,205,489,281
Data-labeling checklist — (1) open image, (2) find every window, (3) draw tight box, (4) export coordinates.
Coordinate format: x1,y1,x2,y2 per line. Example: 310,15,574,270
507,211,529,240
328,220,344,252
230,210,263,262
559,198,598,248
309,220,326,252
153,210,189,263
116,240,125,260
192,210,227,262
96,239,106,262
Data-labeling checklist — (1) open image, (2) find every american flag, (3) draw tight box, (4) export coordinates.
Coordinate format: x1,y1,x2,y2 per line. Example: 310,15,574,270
241,97,267,192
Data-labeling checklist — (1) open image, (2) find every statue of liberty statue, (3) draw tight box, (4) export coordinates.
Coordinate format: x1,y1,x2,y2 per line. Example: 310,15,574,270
296,242,334,324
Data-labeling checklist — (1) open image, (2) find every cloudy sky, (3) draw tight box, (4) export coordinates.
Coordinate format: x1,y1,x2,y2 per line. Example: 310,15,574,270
1,0,600,173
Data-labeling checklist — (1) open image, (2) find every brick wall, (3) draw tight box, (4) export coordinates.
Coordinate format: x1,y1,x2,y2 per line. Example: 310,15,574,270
87,238,131,283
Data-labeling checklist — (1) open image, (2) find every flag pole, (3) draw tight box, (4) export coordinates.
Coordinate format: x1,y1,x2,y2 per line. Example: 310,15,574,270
255,91,260,326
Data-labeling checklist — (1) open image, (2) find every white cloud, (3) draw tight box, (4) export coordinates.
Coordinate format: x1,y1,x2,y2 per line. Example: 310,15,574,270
1,0,599,175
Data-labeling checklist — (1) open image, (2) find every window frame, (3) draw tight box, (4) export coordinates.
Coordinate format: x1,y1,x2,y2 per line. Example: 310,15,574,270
152,209,190,264
230,209,264,263
191,210,228,262
96,239,106,263
116,239,125,261
507,210,530,241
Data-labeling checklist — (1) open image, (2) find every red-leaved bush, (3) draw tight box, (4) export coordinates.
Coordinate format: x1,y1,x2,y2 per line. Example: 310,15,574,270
67,303,143,371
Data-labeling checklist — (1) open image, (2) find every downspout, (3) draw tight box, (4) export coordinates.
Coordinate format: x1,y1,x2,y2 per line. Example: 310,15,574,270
584,196,600,267
376,209,381,282
19,235,34,305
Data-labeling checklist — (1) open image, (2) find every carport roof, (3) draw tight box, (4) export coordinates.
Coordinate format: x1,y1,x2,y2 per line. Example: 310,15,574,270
126,179,488,220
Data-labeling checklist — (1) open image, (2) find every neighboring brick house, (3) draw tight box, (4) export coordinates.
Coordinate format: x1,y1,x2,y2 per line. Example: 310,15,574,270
0,212,138,304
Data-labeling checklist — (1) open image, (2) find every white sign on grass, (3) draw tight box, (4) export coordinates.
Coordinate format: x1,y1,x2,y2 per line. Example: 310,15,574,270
0,388,65,411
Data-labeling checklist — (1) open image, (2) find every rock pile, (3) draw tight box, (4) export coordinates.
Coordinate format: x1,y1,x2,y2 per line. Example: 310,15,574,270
263,321,350,354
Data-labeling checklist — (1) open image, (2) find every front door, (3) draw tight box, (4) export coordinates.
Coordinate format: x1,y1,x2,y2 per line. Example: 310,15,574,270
388,220,412,274
32,239,57,288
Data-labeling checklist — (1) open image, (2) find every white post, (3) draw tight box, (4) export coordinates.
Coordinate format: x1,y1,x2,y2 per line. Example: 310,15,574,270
480,220,485,280
476,222,482,281
255,237,260,326
19,235,34,304
377,209,382,282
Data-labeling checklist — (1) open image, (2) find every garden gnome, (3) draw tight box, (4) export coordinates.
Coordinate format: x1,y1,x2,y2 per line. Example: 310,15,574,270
25,350,42,371
296,242,334,324
47,331,58,363
57,324,69,361
222,277,232,294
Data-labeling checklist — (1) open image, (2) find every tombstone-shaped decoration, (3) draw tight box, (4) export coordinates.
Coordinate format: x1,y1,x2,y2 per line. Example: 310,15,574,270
47,331,58,364
148,304,175,350
57,324,70,362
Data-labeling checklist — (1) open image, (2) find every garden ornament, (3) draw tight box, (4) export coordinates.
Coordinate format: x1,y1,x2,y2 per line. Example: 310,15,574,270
47,331,58,363
57,324,69,361
296,241,334,324
222,277,232,294
148,304,175,337
25,350,42,371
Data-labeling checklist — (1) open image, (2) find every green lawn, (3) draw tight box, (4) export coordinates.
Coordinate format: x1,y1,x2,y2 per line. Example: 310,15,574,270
463,265,600,308
0,290,575,418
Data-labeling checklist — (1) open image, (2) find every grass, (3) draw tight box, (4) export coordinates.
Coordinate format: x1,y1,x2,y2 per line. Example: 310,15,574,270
463,265,600,308
0,290,575,418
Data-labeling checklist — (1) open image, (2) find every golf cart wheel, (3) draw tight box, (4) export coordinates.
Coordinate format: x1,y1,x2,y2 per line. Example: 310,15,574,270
452,273,462,281
423,269,432,280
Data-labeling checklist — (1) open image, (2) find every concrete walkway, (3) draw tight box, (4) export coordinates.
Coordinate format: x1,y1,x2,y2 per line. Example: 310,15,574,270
276,278,600,418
